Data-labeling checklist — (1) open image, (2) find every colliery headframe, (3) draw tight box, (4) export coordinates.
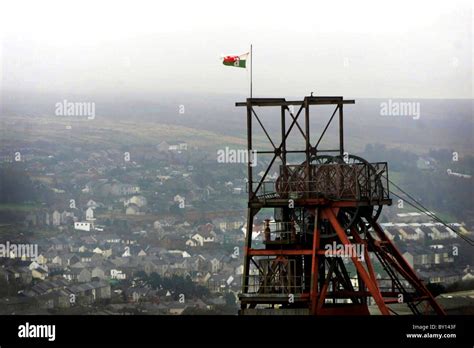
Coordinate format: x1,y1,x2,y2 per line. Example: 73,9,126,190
235,95,445,315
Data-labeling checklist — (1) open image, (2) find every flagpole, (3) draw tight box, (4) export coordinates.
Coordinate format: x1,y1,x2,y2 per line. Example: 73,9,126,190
250,44,253,99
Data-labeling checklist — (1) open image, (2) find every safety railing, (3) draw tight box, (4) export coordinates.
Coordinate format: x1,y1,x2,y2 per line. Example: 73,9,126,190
248,162,390,202
262,221,303,244
243,275,305,294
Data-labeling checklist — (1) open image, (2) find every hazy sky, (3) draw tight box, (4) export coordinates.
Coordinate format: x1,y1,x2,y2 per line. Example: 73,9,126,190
0,0,472,99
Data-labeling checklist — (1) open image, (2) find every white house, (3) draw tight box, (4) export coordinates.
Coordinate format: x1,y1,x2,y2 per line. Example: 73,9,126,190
124,195,147,208
191,232,216,246
462,271,474,281
93,247,104,254
29,262,48,280
414,227,426,240
186,239,199,247
125,204,140,215
191,233,205,246
210,258,221,273
36,254,48,265
429,227,451,240
52,210,61,226
235,265,244,275
32,267,48,280
169,250,191,258
86,207,95,221
173,195,185,207
52,255,63,265
29,261,43,270
74,222,92,232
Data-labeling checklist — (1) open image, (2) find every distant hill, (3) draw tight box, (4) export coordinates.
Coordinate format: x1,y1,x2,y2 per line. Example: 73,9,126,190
1,90,472,154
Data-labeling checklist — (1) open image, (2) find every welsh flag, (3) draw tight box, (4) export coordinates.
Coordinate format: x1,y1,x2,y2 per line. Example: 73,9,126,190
222,52,249,68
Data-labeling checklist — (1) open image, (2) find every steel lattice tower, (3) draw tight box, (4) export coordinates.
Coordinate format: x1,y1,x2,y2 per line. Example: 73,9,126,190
236,96,445,315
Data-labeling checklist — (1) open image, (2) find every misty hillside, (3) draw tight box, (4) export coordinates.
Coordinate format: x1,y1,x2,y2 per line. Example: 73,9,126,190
1,91,472,154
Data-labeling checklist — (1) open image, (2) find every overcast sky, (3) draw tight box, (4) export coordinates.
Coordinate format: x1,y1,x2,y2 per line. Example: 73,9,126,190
0,0,472,99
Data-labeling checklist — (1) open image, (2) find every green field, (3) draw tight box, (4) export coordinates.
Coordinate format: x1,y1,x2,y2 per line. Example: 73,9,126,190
0,203,41,212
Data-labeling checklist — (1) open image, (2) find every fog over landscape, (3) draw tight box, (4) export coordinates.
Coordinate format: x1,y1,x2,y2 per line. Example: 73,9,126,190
0,0,472,98
0,0,473,325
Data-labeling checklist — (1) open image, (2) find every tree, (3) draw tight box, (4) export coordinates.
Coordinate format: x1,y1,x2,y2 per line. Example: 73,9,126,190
426,283,446,297
224,292,236,306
